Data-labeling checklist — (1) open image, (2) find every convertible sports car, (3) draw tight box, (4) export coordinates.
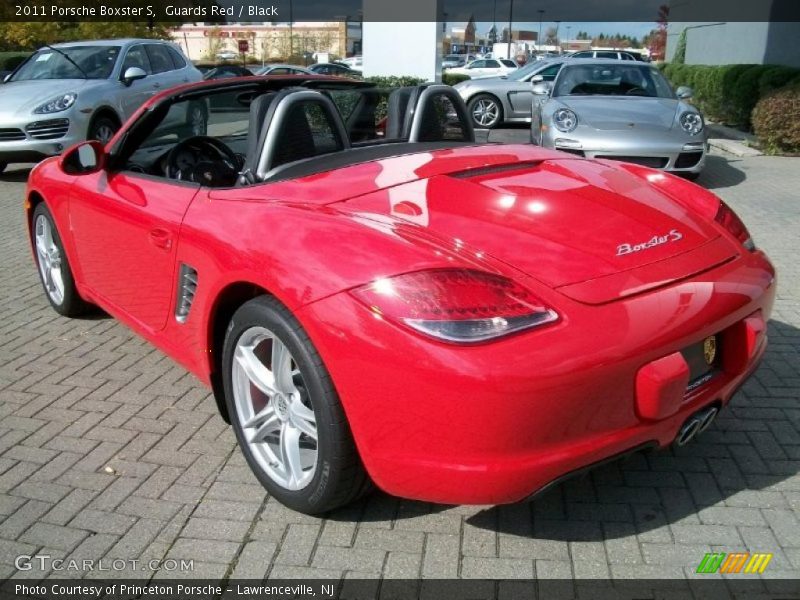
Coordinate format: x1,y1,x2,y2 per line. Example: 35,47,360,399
26,76,775,514
532,60,709,177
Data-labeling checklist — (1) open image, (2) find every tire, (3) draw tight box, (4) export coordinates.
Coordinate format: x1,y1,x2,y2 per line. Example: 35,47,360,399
87,115,119,145
681,172,701,182
222,295,370,514
0,161,7,174
32,203,91,317
467,94,503,129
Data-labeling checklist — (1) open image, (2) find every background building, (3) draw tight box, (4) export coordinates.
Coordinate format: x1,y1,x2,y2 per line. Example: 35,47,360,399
666,21,800,67
171,22,358,63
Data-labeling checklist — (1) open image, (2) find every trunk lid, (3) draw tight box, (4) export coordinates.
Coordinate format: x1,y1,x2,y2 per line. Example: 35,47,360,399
338,157,732,301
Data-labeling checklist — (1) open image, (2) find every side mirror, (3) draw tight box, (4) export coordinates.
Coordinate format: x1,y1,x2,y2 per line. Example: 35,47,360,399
122,66,147,86
676,86,693,100
60,140,105,175
532,77,551,96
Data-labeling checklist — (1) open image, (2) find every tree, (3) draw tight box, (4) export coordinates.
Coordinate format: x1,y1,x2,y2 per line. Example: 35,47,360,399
673,29,687,64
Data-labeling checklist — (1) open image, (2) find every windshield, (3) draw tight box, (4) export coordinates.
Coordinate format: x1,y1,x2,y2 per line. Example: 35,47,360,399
553,64,675,98
507,62,547,81
11,46,120,81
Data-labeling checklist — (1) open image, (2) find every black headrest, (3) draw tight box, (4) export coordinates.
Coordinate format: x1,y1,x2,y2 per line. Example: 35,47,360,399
243,92,277,173
386,87,416,139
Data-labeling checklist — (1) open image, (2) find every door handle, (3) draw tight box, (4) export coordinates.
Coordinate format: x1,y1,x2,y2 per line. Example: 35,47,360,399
149,228,172,250
153,82,161,88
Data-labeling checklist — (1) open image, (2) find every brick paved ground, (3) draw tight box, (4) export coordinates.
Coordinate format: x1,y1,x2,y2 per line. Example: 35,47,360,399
0,145,798,587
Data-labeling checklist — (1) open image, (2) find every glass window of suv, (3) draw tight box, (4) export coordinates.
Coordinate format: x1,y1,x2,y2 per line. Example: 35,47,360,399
146,45,174,74
485,60,501,68
596,51,618,59
121,45,151,75
167,46,187,69
468,60,487,69
500,59,517,68
11,46,121,81
571,51,592,58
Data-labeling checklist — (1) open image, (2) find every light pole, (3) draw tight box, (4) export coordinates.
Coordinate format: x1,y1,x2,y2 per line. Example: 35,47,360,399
507,0,514,59
537,9,544,53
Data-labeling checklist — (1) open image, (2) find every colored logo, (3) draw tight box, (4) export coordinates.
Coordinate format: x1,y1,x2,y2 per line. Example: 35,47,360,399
703,335,717,365
697,552,772,574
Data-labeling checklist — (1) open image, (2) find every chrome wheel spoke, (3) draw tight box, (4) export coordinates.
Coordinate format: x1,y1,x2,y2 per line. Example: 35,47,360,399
272,339,295,393
235,344,277,396
289,399,317,440
248,406,280,444
279,424,304,485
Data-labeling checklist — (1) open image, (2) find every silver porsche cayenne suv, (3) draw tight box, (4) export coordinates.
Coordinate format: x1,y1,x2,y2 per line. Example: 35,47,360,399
0,39,203,172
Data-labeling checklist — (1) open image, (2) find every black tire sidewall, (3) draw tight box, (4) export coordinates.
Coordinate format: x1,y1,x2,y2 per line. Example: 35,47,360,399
221,296,347,514
31,203,85,316
0,161,7,174
468,94,502,129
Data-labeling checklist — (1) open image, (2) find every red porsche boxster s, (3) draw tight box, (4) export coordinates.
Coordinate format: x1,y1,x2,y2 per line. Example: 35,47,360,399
25,76,775,514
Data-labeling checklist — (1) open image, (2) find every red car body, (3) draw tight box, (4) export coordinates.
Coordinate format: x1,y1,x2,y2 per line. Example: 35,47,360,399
25,80,775,505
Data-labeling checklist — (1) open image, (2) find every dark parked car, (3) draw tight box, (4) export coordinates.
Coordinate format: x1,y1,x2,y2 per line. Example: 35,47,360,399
308,63,358,77
203,65,255,80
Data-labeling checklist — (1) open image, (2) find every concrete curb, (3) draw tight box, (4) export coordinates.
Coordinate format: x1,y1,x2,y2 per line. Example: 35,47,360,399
708,138,763,157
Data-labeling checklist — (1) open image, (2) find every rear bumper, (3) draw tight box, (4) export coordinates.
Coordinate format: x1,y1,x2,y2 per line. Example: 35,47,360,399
297,249,775,505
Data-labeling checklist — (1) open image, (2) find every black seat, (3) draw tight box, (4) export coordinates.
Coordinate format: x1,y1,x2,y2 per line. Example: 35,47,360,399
271,103,317,168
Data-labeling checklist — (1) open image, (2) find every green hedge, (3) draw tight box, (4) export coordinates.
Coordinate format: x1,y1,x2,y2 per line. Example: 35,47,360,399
0,51,31,71
752,79,800,154
662,63,800,129
442,73,470,86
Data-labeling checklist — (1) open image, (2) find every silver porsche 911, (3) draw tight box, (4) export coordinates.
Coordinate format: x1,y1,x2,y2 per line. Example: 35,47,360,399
531,60,708,177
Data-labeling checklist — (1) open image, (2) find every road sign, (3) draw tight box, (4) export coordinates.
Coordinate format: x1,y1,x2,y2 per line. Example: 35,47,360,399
238,40,249,53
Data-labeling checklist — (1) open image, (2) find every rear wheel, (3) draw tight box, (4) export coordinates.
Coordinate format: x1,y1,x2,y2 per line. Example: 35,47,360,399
222,296,370,514
680,172,701,182
32,203,90,317
468,94,503,129
0,162,7,174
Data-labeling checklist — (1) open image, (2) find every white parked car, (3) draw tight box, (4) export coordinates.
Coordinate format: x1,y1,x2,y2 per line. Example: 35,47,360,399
445,58,518,79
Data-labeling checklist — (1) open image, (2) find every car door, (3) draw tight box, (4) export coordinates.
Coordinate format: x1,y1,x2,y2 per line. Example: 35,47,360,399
147,45,187,127
118,44,153,120
508,64,562,118
69,170,200,332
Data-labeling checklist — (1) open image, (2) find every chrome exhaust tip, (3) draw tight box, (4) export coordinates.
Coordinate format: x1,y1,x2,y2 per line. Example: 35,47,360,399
676,417,702,446
697,406,719,434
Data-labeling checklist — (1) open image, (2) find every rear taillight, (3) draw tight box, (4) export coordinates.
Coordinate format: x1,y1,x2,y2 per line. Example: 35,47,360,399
715,201,755,251
350,269,558,343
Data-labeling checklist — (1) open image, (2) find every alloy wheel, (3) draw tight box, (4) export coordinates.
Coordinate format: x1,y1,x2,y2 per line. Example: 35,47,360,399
34,215,64,305
472,98,500,127
232,326,318,491
93,123,116,144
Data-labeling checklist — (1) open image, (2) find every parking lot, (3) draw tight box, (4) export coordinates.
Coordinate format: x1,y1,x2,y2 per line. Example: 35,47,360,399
0,140,799,587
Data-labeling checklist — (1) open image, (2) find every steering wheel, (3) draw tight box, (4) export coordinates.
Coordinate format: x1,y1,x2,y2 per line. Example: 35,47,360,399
165,136,241,186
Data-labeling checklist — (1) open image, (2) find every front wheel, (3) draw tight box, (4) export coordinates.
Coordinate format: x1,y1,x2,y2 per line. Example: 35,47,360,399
222,296,370,514
467,94,503,129
32,203,90,317
88,115,119,145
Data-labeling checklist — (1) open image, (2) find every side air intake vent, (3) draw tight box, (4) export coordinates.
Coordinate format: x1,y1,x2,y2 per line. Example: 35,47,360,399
175,263,198,323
